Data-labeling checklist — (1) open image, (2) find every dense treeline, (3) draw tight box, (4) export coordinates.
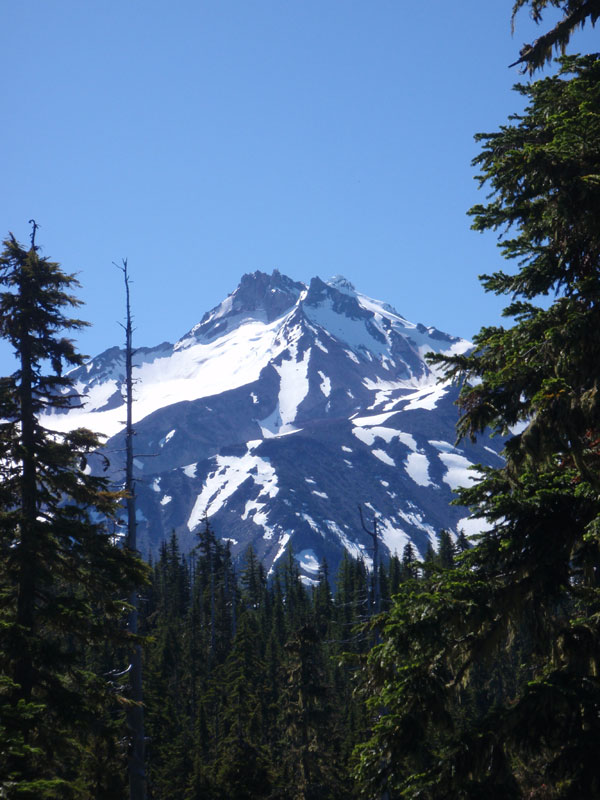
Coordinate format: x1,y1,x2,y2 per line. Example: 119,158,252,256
140,519,459,799
3,3,600,797
0,226,466,799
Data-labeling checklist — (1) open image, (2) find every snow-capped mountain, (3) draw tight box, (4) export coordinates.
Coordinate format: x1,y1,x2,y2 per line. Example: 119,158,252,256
43,270,502,578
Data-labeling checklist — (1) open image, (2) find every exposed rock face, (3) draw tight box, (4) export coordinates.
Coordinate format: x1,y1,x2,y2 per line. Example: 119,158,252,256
43,271,501,579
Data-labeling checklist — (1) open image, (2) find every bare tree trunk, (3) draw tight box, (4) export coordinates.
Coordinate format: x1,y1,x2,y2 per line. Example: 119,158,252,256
358,505,380,615
120,259,146,800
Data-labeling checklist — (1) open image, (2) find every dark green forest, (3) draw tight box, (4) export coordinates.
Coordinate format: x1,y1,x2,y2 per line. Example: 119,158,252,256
3,1,600,798
139,523,451,799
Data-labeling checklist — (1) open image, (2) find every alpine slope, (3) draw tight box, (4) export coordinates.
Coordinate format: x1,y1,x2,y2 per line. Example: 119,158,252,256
42,270,502,579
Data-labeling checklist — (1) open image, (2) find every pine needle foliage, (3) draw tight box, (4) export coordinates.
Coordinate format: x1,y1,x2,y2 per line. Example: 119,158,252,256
354,55,600,799
141,524,417,799
510,0,600,72
0,232,146,798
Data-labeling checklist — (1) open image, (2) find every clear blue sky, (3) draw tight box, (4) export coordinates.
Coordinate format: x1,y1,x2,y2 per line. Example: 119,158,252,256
1,2,596,372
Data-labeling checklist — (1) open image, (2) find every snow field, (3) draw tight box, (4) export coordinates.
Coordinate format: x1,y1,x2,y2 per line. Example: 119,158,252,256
187,450,278,531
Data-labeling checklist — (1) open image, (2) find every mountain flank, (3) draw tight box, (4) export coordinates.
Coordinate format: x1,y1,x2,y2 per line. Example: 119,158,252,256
43,270,502,578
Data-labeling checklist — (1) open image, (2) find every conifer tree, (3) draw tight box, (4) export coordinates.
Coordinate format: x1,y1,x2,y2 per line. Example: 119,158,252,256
0,229,146,798
400,541,418,580
241,545,266,610
276,543,310,633
278,623,344,800
355,55,600,798
435,529,455,569
386,552,401,598
212,611,272,799
455,529,470,554
313,559,333,635
510,0,600,72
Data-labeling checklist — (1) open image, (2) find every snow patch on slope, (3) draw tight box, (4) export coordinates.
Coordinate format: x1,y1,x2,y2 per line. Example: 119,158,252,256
270,533,291,571
274,343,311,430
318,370,331,397
438,453,479,490
352,418,418,459
373,449,395,466
44,316,290,438
401,384,449,411
378,518,410,556
159,429,176,447
296,549,320,573
326,520,371,566
187,450,278,531
405,453,433,486
304,298,388,359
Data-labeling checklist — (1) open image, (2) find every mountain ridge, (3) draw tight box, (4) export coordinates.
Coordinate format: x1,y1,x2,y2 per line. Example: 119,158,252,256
42,270,499,578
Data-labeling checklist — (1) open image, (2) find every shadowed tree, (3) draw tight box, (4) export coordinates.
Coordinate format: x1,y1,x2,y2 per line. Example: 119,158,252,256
355,54,600,799
0,228,146,798
510,0,600,72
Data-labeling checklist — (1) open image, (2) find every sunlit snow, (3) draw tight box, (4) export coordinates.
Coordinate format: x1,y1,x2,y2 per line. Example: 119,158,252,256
298,514,320,534
42,315,291,437
430,439,462,454
325,520,370,565
438,453,479,490
317,370,331,397
270,533,291,570
373,449,395,466
352,422,417,455
352,411,399,427
404,452,433,487
272,343,311,431
159,429,176,448
402,384,449,411
296,549,320,573
456,515,494,539
378,518,410,556
187,451,278,531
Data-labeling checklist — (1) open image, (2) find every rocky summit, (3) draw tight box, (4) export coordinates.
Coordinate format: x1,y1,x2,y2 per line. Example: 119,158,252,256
43,270,503,580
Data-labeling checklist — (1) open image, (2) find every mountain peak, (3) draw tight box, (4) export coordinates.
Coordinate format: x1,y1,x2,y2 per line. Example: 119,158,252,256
178,270,305,346
326,275,356,295
304,275,369,322
41,268,490,577
235,270,305,317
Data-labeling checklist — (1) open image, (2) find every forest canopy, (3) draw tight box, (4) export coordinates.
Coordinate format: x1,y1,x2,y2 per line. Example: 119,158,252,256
355,53,600,799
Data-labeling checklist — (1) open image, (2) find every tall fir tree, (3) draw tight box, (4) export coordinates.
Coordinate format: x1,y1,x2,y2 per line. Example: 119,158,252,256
0,229,146,798
355,54,600,799
278,623,345,800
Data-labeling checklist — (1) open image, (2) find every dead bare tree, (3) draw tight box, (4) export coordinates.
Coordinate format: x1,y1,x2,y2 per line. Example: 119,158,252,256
358,504,380,616
117,258,146,800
